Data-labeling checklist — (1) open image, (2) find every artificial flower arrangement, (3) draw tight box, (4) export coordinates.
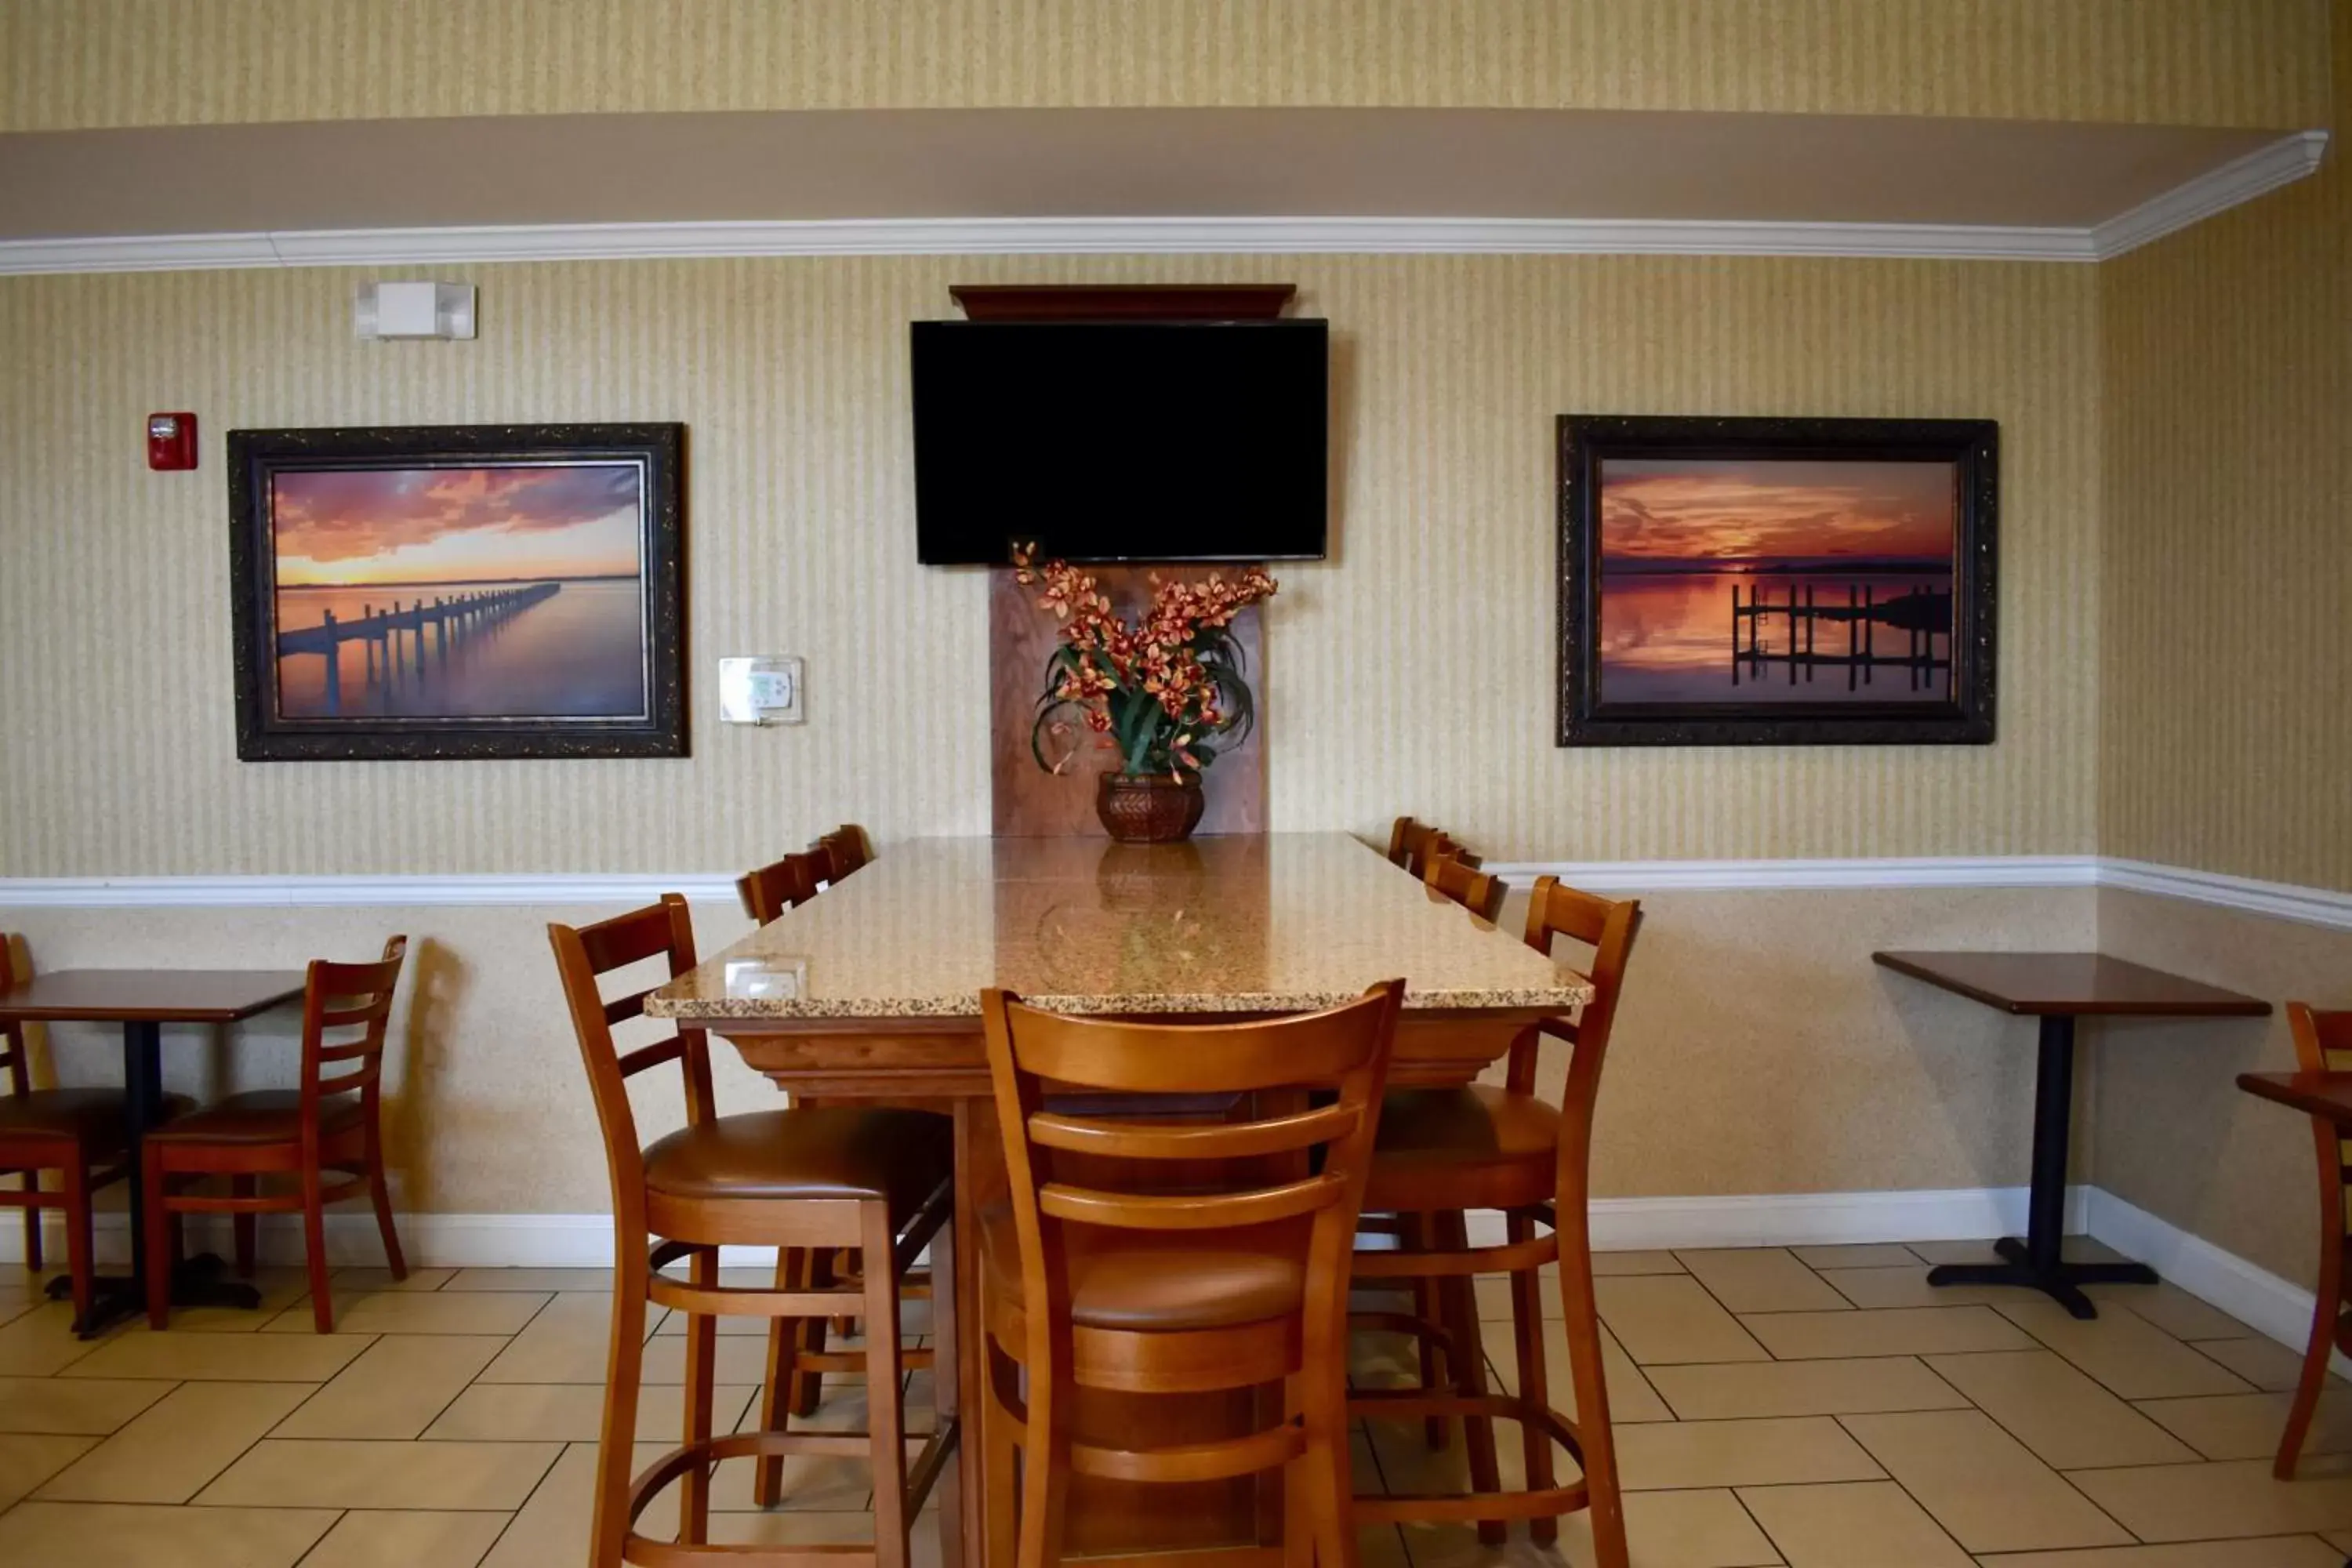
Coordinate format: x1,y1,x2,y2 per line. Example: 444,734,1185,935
1014,546,1278,789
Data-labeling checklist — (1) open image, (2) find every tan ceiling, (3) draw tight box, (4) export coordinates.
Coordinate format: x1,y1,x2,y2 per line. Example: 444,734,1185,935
0,108,2286,240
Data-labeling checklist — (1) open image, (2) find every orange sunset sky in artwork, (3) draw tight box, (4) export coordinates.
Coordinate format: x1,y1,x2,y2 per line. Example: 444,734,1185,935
1599,458,1955,566
272,464,642,587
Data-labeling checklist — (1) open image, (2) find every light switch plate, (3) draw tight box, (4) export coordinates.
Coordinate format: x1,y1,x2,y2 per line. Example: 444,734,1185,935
717,655,804,724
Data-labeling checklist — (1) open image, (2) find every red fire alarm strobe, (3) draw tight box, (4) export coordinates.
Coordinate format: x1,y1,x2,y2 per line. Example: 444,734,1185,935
147,412,197,470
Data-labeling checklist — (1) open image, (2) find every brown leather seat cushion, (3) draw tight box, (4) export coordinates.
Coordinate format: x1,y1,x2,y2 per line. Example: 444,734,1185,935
147,1089,361,1146
0,1087,194,1148
1362,1085,1559,1213
979,1203,1306,1332
642,1108,951,1214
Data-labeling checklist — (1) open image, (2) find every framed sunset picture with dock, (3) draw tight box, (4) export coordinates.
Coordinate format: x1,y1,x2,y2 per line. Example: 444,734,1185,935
1558,415,1997,747
227,423,685,760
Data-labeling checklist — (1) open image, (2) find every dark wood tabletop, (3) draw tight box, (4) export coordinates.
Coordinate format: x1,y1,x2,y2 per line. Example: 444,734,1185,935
0,969,307,1025
1871,951,2273,1018
2237,1070,2352,1122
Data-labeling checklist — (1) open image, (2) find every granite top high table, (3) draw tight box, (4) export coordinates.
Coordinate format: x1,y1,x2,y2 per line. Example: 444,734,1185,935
648,833,1595,1568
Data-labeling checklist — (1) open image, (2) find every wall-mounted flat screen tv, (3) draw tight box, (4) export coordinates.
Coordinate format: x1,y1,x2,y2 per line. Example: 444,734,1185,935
910,319,1328,564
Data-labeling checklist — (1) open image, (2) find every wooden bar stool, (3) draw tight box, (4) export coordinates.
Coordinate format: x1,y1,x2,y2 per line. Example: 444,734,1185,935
736,844,918,1415
1386,818,1479,880
815,824,874,887
978,980,1403,1568
551,895,958,1568
1421,852,1504,923
736,848,826,926
0,938,191,1327
1348,878,1642,1568
2277,1001,2352,1479
141,937,408,1333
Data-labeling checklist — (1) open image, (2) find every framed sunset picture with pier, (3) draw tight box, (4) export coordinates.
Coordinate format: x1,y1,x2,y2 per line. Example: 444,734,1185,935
1557,415,1997,747
227,423,685,760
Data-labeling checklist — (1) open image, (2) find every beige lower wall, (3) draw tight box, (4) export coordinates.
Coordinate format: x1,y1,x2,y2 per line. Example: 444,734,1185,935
0,878,2094,1215
2089,888,2352,1290
1579,884,2098,1200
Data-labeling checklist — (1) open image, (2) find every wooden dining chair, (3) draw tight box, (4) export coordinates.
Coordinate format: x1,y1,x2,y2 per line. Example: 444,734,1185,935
1422,851,1504,923
1387,818,1480,880
1349,877,1642,1568
551,895,957,1568
141,937,410,1334
2277,1000,2352,1479
736,848,826,925
0,938,192,1327
978,980,1403,1568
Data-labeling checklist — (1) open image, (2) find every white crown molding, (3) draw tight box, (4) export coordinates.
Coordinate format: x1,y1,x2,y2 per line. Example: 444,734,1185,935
0,230,284,274
2092,129,2332,259
0,215,2100,276
0,130,2325,276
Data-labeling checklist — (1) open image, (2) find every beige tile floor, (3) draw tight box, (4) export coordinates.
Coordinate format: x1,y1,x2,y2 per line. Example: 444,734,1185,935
4,1243,2352,1566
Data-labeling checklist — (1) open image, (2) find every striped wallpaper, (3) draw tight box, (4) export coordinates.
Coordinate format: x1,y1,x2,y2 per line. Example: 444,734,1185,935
0,252,2100,875
2098,3,2352,895
0,0,2328,132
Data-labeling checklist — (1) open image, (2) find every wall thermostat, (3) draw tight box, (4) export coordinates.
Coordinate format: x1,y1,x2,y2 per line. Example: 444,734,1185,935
717,656,804,725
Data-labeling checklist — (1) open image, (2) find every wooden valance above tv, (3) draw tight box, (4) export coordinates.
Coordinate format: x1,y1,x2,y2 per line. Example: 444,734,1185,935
946,283,1295,321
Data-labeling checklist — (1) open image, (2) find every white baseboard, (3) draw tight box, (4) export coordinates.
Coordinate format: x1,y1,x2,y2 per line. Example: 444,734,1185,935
9,1185,2325,1369
1461,1184,2081,1252
0,1211,625,1270
0,1210,887,1272
2081,1187,2347,1375
7,1185,2082,1272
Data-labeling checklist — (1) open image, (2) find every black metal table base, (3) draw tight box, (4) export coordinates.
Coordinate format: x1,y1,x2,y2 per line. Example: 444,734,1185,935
46,1251,263,1338
1928,1236,2158,1319
1928,1014,2154,1320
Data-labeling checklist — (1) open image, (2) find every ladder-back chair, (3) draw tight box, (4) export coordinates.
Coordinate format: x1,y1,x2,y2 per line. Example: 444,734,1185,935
142,936,408,1333
551,895,956,1568
978,980,1403,1568
1350,877,1642,1568
736,848,826,926
2277,1001,2352,1479
0,938,191,1327
1421,851,1504,923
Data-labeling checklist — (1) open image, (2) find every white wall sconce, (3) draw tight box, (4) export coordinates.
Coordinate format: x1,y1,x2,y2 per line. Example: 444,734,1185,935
354,281,477,340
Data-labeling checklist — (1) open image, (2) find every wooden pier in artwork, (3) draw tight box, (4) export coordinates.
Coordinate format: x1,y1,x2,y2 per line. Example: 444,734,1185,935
1731,582,1951,691
277,581,560,711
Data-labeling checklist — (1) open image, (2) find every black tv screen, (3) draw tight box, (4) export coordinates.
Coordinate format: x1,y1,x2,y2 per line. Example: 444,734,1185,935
910,319,1328,564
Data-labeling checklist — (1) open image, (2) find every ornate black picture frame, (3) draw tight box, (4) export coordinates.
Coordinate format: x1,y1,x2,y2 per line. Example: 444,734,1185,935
1558,415,1997,747
228,423,687,760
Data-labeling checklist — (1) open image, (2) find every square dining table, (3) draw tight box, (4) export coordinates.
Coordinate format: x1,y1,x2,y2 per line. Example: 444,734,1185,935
1873,949,2270,1319
0,967,307,1334
647,833,1595,1568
